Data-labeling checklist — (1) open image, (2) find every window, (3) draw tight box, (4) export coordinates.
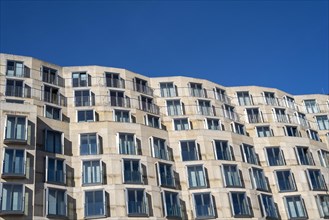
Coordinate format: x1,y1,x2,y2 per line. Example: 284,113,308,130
316,195,329,218
306,169,327,191
114,110,130,122
118,133,136,155
231,122,245,135
3,149,25,176
190,83,205,97
285,126,299,137
181,140,198,161
46,188,67,217
274,108,289,123
42,66,59,86
105,72,125,88
77,110,94,122
160,82,176,97
193,193,215,218
139,96,159,114
109,90,130,107
206,118,221,130
166,100,183,116
123,159,142,184
187,165,207,188
173,118,189,130
6,79,31,98
259,194,278,219
6,60,28,77
85,190,106,218
163,191,181,217
265,147,285,166
0,183,24,213
5,116,27,141
295,112,308,127
304,99,319,113
214,87,229,103
146,114,160,128
237,91,252,106
75,90,94,107
214,140,232,160
223,104,237,120
43,85,59,105
45,130,63,154
151,137,168,160
72,72,91,87
46,157,65,184
318,150,329,167
256,126,272,137
83,160,102,185
284,195,307,219
158,163,175,187
126,188,148,216
275,170,296,192
45,105,61,120
296,146,314,165
80,133,99,155
250,168,268,191
264,92,277,106
241,144,258,165
229,192,251,217
198,100,213,116
307,129,320,141
246,108,262,123
316,115,329,130
134,77,152,96
221,164,242,187
284,96,297,110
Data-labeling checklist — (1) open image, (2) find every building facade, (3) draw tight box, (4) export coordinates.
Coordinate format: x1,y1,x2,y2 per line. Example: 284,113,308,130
0,53,328,220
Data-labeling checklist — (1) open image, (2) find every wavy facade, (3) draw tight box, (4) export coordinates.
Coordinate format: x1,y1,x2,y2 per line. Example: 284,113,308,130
0,53,328,220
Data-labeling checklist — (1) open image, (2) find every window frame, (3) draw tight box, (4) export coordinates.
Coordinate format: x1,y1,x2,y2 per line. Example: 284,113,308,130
44,129,64,154
295,146,314,166
125,188,148,216
173,118,190,131
259,194,278,219
45,188,67,217
77,109,95,122
250,167,268,191
221,164,243,188
4,115,28,142
45,156,66,185
205,118,221,130
213,140,232,161
122,159,143,184
150,137,168,160
305,169,327,191
264,147,285,166
316,194,329,218
0,183,25,214
180,140,199,161
80,133,100,155
274,170,297,192
157,162,175,188
162,191,181,218
2,148,26,177
82,159,103,185
117,133,137,155
229,191,252,217
283,195,308,219
192,192,215,219
186,164,207,189
113,109,131,123
84,189,107,218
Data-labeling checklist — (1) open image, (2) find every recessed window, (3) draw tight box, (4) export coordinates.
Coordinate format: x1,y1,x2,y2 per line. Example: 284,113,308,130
77,110,94,122
114,110,130,122
123,159,142,184
80,133,99,155
197,100,213,116
193,193,215,218
264,92,277,105
256,126,272,137
42,66,59,86
296,146,314,165
214,87,229,103
43,85,60,105
85,190,106,218
214,140,232,161
83,160,102,185
221,164,242,187
187,165,207,188
316,195,329,218
246,108,262,123
146,114,160,128
75,90,94,107
134,77,152,96
229,192,251,217
206,118,221,130
318,150,329,167
109,90,130,107
0,183,24,213
265,147,285,166
72,72,91,87
285,126,299,137
307,129,320,141
173,118,189,130
259,194,278,219
45,129,63,154
223,104,237,120
250,167,268,191
7,60,29,77
46,157,65,184
190,83,205,97
118,133,136,155
105,72,125,88
45,105,61,120
231,122,245,135
295,112,308,127
151,137,168,160
167,100,183,116
3,149,25,177
181,140,198,161
305,169,327,191
6,79,31,98
274,108,288,123
304,99,319,113
284,96,297,110
5,115,27,141
241,144,258,165
46,188,67,217
158,163,175,187
284,195,307,219
237,91,252,106
163,191,181,217
160,82,176,97
316,115,329,130
275,170,296,192
126,188,148,216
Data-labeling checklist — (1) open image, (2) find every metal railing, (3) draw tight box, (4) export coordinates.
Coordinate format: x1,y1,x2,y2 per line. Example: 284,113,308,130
109,96,131,108
134,83,153,96
106,78,125,89
5,86,31,98
139,101,160,115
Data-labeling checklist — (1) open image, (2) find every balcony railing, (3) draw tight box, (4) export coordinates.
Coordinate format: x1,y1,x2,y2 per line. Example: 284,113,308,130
134,83,153,96
195,204,214,218
247,114,262,123
166,204,181,217
215,93,231,104
6,66,30,78
109,96,131,108
43,75,65,87
199,107,215,116
75,96,95,107
43,92,67,106
223,109,240,121
139,101,160,115
106,78,125,89
128,201,147,216
154,149,168,160
124,171,142,183
5,86,31,98
160,174,175,187
190,88,207,98
4,127,27,143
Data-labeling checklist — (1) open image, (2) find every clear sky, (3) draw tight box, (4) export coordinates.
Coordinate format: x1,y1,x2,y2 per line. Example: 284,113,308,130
1,0,328,95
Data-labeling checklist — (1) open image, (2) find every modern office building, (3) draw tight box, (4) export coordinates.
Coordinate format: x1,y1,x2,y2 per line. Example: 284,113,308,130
0,53,328,220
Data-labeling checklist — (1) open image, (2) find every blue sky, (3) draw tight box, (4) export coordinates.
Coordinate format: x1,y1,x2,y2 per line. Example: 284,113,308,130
1,0,328,95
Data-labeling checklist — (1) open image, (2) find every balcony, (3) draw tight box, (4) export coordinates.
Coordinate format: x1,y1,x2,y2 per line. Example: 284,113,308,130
43,75,65,87
109,96,131,108
5,86,31,98
134,83,153,96
139,101,160,115
106,78,125,89
6,64,30,78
